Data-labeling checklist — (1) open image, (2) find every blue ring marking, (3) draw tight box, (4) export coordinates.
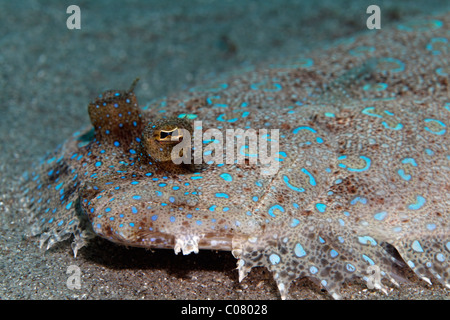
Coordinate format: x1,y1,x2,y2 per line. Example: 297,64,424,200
408,195,426,210
294,243,307,257
377,57,405,73
268,204,285,217
424,119,446,135
216,114,238,122
239,145,258,157
346,263,356,272
339,155,372,172
426,223,436,231
55,182,63,191
131,206,138,214
105,208,111,213
293,126,317,134
362,254,375,265
350,196,367,205
362,106,382,118
382,121,403,130
309,266,318,274
363,83,388,91
411,240,424,253
402,158,418,166
65,202,73,210
373,211,387,221
282,175,305,192
114,141,120,147
220,173,233,182
132,195,142,200
301,168,316,186
397,169,412,181
358,236,377,246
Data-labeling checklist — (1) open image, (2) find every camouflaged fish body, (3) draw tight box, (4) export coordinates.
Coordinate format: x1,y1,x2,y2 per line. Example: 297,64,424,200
22,16,449,299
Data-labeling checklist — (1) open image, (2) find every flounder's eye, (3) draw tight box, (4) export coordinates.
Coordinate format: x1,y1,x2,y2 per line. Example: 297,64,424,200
154,127,184,143
142,118,193,163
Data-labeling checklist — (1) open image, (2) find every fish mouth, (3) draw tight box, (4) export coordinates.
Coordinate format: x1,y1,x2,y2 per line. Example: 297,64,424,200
93,224,237,254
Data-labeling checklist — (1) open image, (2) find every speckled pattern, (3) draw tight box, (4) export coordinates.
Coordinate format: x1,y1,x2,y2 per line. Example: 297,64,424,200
21,15,449,299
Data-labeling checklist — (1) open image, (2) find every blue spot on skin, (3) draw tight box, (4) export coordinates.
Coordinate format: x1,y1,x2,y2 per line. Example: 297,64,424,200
282,175,305,192
95,161,102,167
65,202,72,210
105,208,111,213
170,216,176,223
290,218,300,227
220,173,233,182
373,211,387,221
301,168,316,186
131,206,138,214
315,203,327,213
132,195,142,200
215,193,229,199
309,266,318,274
358,236,377,246
330,250,339,258
408,195,426,210
114,141,120,147
411,240,424,253
269,253,281,265
294,243,306,257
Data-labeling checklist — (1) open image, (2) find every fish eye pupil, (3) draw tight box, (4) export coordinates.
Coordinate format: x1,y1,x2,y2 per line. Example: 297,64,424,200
155,127,183,142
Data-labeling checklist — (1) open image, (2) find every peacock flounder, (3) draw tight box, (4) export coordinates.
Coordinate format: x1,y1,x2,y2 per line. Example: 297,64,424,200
22,15,449,299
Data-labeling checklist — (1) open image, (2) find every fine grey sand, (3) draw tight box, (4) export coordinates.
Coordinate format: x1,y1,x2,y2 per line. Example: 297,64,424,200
1,0,449,299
